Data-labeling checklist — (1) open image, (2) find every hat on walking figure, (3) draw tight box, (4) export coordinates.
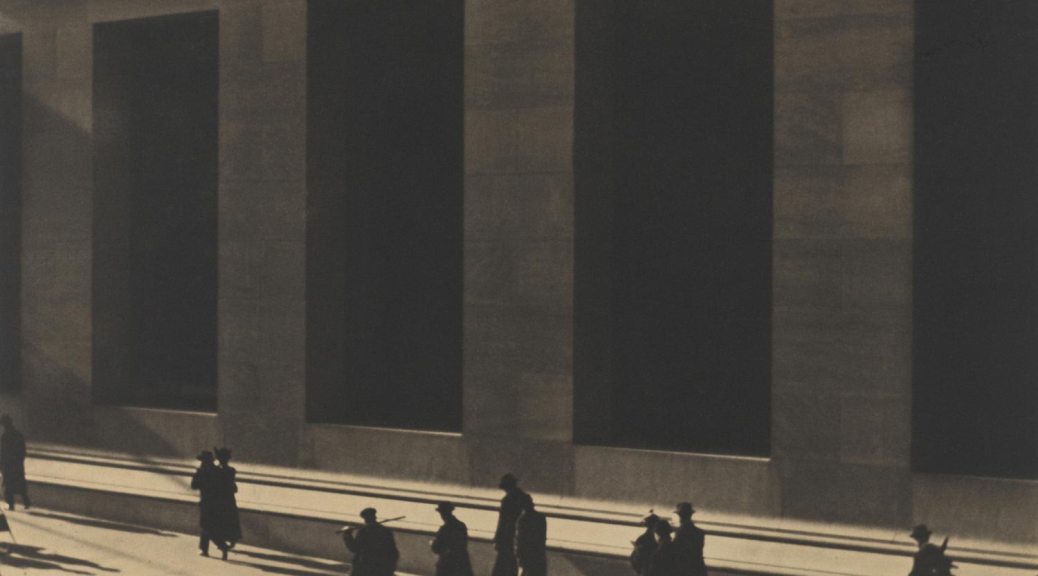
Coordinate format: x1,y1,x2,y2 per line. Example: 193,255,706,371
910,524,933,543
435,501,455,514
499,473,519,490
197,450,215,463
674,502,696,517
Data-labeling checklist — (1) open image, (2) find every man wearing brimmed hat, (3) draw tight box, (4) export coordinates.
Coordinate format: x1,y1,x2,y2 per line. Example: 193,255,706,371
190,450,226,558
630,511,660,574
0,414,29,511
909,524,954,576
342,507,399,576
431,501,474,576
492,473,528,576
672,502,707,576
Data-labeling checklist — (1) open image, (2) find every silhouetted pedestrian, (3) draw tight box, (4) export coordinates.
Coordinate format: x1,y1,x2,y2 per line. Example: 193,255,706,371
342,507,399,576
492,473,527,576
213,447,242,556
431,501,474,576
515,494,547,576
672,502,707,576
0,415,30,511
909,524,954,576
647,520,677,576
630,512,660,574
190,450,225,557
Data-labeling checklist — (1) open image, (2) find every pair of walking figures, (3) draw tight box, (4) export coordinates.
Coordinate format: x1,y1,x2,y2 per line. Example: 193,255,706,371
337,503,473,576
190,447,242,560
630,503,708,576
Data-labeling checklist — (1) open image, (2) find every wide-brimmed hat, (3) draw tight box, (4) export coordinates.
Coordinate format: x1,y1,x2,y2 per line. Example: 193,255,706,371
641,512,660,527
360,507,378,520
910,524,932,541
435,501,455,513
197,450,215,462
499,473,519,489
674,502,696,516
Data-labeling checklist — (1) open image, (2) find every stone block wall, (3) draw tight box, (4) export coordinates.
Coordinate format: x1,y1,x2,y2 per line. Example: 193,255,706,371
0,0,1034,547
771,0,914,527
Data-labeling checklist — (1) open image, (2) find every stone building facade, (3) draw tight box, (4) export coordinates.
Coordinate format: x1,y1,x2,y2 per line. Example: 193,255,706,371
0,1,1035,574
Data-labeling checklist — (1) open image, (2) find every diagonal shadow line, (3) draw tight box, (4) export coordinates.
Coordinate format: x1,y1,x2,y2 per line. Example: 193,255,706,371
2,543,119,572
0,552,96,575
9,514,196,576
27,510,176,537
225,558,346,576
231,549,348,572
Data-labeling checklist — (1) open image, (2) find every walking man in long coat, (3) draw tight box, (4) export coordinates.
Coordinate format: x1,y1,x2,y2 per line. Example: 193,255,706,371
342,507,399,576
0,415,30,511
515,494,547,576
492,473,527,576
190,450,224,557
672,502,707,576
431,501,474,576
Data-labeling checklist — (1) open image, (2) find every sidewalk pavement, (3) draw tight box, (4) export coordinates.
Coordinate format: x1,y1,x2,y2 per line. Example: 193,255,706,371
0,507,407,576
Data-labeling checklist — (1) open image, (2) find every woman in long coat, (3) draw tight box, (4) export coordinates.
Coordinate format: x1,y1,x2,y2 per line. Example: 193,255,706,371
213,447,243,555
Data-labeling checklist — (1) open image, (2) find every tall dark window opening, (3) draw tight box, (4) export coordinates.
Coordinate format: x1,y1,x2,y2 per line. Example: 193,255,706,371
93,12,219,411
575,1,774,455
914,1,1038,479
306,0,464,431
0,34,21,394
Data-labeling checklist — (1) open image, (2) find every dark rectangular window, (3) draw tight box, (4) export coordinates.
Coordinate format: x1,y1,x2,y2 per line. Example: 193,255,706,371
92,12,219,411
0,34,21,394
575,1,773,455
306,0,464,431
914,1,1038,479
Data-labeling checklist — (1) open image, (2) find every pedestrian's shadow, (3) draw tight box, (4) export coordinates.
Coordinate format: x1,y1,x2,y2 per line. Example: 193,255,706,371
1,543,121,574
27,510,176,537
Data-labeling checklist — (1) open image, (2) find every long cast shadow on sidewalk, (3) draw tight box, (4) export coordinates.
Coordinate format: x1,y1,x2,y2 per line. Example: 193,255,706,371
2,542,121,574
28,510,176,537
231,549,348,572
226,558,344,576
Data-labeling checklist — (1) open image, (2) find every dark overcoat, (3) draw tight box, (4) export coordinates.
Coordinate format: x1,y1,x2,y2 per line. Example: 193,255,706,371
213,465,243,543
190,463,221,536
516,509,547,576
630,530,658,574
432,517,475,576
343,523,399,576
673,522,707,576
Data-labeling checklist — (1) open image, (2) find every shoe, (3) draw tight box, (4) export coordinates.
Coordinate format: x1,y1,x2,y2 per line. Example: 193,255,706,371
199,550,209,557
